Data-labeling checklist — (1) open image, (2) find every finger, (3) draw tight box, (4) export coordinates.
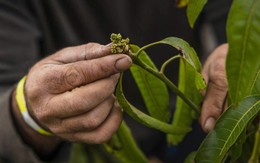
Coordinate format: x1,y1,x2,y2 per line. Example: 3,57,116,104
200,80,228,133
201,44,228,96
63,101,122,144
47,75,118,118
45,54,131,93
50,43,111,63
55,96,115,134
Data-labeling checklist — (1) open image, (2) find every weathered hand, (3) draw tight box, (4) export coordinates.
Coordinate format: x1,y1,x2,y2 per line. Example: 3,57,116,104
24,43,132,143
200,44,228,133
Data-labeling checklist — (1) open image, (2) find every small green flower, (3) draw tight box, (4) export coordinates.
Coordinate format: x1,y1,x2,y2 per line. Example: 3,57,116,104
110,33,130,54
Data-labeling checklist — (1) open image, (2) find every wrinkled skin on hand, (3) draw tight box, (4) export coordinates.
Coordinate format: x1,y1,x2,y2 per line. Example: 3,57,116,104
24,43,132,143
200,44,228,133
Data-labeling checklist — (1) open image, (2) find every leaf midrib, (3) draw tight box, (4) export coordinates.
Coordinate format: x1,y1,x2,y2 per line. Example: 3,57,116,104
234,0,258,104
219,100,260,157
135,66,168,121
248,68,260,94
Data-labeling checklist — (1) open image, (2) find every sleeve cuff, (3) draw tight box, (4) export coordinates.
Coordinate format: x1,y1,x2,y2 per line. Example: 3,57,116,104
0,88,71,163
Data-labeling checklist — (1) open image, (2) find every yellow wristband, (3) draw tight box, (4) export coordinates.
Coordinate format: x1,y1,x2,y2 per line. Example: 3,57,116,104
16,76,52,136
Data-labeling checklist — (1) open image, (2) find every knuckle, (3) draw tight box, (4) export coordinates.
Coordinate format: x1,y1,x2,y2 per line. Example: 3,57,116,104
99,62,112,75
81,118,100,130
60,47,73,54
211,59,225,72
212,73,227,89
212,103,223,113
81,62,97,82
90,59,113,77
66,97,84,113
83,59,118,83
210,62,227,89
64,66,85,87
42,70,66,92
84,43,103,59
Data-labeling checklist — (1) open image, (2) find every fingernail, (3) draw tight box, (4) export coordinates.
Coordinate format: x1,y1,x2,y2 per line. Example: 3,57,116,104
204,117,216,133
115,56,132,71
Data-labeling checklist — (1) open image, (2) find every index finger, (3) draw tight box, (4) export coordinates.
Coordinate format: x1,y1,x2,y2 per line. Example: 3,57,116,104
200,80,228,133
44,54,132,93
50,43,111,64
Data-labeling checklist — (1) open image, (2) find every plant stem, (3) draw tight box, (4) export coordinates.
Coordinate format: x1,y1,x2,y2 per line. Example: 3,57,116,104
130,54,200,114
134,41,161,57
160,54,181,73
249,122,260,163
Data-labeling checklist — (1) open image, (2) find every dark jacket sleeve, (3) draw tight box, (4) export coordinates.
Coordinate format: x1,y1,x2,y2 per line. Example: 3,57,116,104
0,89,40,162
0,0,70,162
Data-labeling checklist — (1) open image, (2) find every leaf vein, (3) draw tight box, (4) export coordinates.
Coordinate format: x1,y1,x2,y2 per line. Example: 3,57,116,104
234,0,259,103
219,100,260,155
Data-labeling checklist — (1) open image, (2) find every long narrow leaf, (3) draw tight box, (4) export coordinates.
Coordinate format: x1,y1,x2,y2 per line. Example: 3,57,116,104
168,58,204,145
226,0,260,106
187,0,208,28
130,45,170,122
158,37,205,145
195,95,260,162
184,151,197,163
159,37,201,72
105,121,147,163
136,37,201,72
249,67,260,95
116,74,191,135
156,37,206,95
69,143,89,163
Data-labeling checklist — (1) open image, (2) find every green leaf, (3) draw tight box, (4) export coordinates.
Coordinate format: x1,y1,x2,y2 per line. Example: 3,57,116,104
226,0,260,106
105,121,147,163
249,68,260,95
195,72,207,91
229,129,247,163
69,143,89,163
134,37,201,72
187,0,208,28
130,45,170,122
116,74,191,135
159,37,201,72
160,37,204,145
249,122,260,163
184,151,197,163
167,58,204,145
195,95,260,162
